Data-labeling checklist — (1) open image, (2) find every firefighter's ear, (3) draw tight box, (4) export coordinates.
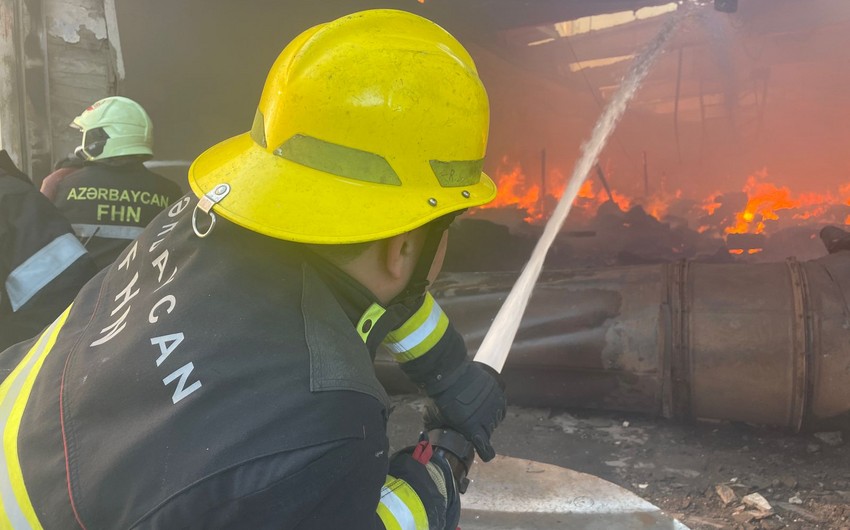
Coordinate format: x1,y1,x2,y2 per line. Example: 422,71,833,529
336,228,427,305
383,230,422,281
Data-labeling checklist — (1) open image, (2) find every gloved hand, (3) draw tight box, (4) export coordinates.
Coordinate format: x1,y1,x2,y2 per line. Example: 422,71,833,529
382,292,507,461
387,437,461,530
424,361,506,461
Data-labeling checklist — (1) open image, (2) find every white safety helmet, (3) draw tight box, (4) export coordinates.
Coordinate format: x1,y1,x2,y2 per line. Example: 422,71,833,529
71,96,154,161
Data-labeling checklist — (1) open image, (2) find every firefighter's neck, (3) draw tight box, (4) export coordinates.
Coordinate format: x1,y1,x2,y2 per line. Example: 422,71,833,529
337,227,445,306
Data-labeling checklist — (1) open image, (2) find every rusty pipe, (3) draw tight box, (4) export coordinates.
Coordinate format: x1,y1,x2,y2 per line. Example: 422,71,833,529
375,252,850,431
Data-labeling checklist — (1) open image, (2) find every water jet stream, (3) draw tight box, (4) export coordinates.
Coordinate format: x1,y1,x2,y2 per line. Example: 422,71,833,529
474,6,694,372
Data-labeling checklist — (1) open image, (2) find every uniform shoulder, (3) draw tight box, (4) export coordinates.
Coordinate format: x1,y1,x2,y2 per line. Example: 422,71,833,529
139,166,185,198
0,173,33,195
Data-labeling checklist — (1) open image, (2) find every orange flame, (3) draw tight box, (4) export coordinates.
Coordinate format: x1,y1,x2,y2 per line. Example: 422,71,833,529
725,172,799,234
701,195,722,216
482,160,543,223
725,170,841,235
578,180,596,200
644,189,680,220
574,180,632,212
841,183,850,206
478,160,849,239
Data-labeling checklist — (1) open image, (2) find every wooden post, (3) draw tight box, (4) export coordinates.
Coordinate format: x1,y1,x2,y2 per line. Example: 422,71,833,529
0,0,27,170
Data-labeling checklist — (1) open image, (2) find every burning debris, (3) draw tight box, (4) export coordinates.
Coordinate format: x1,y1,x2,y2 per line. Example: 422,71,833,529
467,164,850,267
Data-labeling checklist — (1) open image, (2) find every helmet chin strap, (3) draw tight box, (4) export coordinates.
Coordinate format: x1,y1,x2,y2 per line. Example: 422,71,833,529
305,211,465,354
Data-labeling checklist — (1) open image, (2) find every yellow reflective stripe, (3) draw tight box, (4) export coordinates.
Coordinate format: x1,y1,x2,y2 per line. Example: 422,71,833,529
0,306,71,529
275,134,402,186
250,109,267,148
356,303,387,343
430,158,484,187
376,476,429,530
384,293,448,362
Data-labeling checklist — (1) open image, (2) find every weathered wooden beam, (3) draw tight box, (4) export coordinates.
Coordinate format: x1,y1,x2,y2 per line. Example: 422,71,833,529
0,0,26,170
0,0,120,178
44,0,121,164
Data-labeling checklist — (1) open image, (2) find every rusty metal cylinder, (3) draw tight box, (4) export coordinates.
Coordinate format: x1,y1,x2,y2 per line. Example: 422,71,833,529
375,253,850,430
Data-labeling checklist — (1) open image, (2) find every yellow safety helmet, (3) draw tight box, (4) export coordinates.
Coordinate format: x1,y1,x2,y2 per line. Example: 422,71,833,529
71,96,154,160
188,9,496,244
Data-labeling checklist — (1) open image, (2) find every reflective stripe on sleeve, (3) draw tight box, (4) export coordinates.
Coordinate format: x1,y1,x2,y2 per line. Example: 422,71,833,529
383,293,449,363
0,306,72,529
72,223,144,240
376,476,429,530
5,233,87,311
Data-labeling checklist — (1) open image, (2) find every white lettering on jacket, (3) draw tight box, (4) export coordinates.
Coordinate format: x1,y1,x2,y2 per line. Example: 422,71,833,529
149,295,176,324
143,204,201,404
162,363,202,404
151,333,184,366
148,204,202,405
89,200,202,405
90,242,140,347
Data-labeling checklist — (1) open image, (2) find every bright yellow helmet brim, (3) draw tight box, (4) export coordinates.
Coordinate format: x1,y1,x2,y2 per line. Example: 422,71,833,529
188,133,496,244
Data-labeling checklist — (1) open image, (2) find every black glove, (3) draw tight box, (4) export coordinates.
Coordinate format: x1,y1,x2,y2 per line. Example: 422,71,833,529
383,293,507,461
424,361,506,462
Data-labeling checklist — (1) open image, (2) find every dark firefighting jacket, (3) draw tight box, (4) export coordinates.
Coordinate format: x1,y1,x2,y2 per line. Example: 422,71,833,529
50,162,183,269
0,195,447,529
0,170,96,351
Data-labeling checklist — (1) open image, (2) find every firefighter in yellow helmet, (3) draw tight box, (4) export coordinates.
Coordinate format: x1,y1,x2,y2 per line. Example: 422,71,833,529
41,96,183,269
0,9,504,529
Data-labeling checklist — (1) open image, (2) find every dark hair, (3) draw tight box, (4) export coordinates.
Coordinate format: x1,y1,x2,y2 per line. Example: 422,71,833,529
304,240,378,265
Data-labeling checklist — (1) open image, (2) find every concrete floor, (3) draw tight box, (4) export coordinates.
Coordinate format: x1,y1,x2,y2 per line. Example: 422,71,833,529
386,395,687,530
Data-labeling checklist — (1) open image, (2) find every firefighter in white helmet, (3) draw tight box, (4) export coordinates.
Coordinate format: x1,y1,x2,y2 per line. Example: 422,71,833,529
2,9,505,528
41,96,183,269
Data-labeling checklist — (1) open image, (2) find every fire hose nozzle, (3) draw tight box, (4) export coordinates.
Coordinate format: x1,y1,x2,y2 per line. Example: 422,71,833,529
427,428,476,494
